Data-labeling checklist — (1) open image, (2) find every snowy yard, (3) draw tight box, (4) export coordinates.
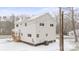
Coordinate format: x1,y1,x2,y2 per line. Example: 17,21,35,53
0,35,79,51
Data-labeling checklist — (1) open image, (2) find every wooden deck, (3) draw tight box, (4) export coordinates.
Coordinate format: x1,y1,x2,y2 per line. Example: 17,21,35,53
11,31,21,42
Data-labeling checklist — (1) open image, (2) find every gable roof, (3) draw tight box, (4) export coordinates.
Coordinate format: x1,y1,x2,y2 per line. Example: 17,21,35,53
25,12,56,23
16,12,56,24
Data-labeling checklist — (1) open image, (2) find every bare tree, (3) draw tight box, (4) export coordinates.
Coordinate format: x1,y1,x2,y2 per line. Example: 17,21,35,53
71,7,78,42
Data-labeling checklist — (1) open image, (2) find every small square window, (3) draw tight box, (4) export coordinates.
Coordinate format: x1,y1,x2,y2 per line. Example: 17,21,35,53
32,39,34,42
50,24,53,27
46,34,48,37
40,23,44,26
21,33,23,36
28,34,31,37
36,34,39,38
16,24,19,27
25,23,27,26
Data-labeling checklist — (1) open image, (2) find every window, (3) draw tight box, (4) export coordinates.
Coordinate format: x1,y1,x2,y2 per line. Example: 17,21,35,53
40,23,44,26
36,34,39,38
16,24,19,27
46,34,48,37
28,34,31,37
50,24,53,27
32,39,34,42
21,33,23,36
25,23,27,26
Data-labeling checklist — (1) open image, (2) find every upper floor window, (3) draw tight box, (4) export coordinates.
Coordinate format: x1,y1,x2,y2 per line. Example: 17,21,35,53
50,24,54,27
36,34,39,38
40,23,44,26
46,34,48,37
28,34,32,37
25,23,27,26
16,24,19,27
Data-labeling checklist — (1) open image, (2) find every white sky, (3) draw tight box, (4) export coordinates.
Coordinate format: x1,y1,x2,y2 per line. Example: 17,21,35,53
0,7,58,16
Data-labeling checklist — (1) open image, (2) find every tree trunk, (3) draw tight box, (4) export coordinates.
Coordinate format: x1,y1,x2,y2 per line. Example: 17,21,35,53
59,7,64,51
71,7,78,42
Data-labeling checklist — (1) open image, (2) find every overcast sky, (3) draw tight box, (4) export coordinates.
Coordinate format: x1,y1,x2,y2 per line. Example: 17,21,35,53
0,7,59,16
0,7,79,16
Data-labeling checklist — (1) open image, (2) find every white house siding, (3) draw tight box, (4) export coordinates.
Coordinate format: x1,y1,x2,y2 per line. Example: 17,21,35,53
12,13,56,45
35,13,56,44
35,14,48,43
20,20,36,44
14,23,21,36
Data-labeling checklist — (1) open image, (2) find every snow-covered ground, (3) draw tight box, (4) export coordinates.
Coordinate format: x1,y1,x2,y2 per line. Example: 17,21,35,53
0,35,78,51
